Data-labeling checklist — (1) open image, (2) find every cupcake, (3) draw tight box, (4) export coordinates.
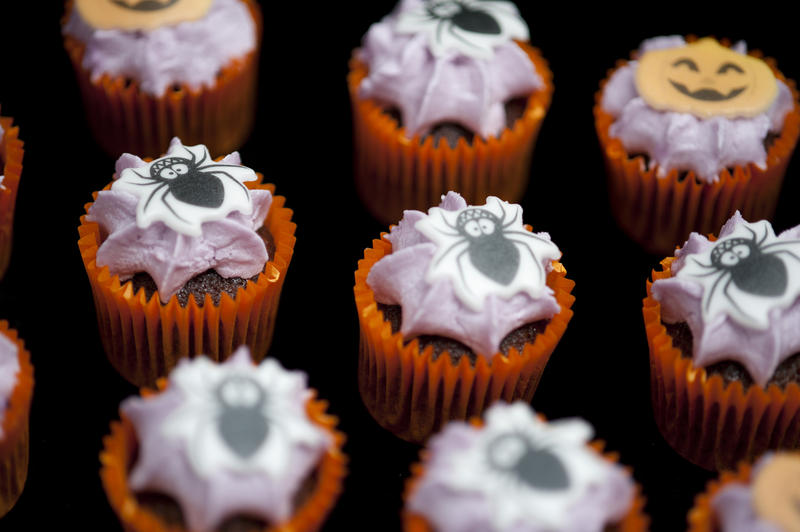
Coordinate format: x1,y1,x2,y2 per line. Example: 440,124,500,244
348,0,553,223
595,36,800,254
688,452,800,532
0,110,24,280
100,345,346,532
403,402,649,532
645,212,800,470
62,0,261,158
355,191,574,442
78,137,296,386
0,321,34,517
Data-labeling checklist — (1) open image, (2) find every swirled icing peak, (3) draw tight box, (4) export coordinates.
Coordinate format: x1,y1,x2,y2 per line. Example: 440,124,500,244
366,191,561,357
652,212,800,387
122,346,332,532
0,332,20,439
407,402,635,532
87,137,271,303
357,0,543,138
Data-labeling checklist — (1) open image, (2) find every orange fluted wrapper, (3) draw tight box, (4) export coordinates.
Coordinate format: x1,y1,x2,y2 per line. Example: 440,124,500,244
644,258,800,470
62,0,261,159
354,236,574,443
101,383,347,532
0,322,34,517
595,50,800,255
0,114,24,279
348,42,553,224
687,461,753,532
78,181,296,387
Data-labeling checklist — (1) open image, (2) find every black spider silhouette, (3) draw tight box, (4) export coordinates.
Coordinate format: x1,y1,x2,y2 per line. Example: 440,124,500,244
416,0,504,51
433,202,549,291
128,148,249,224
215,375,269,459
689,225,800,316
487,432,569,491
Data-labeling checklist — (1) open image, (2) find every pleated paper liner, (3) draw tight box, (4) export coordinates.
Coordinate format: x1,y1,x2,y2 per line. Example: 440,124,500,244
644,257,800,471
686,460,753,532
62,0,262,159
101,382,347,532
402,418,650,532
78,180,296,387
354,235,575,443
0,322,34,517
0,114,24,280
347,42,553,224
594,45,800,256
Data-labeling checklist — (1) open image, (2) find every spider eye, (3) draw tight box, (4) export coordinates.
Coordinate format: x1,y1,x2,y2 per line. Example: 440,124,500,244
479,219,495,234
489,435,527,470
720,250,740,267
732,244,751,259
159,168,177,179
464,220,482,237
171,163,189,175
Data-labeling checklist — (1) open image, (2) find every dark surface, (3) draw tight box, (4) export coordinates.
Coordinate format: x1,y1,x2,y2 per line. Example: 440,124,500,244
2,3,800,531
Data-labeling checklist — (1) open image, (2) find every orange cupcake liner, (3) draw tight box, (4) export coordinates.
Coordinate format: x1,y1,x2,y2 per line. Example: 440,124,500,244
594,47,800,255
63,0,262,159
644,258,800,470
402,419,649,532
101,381,347,532
77,180,296,387
687,460,753,532
354,235,575,443
0,322,34,517
0,113,24,279
347,42,553,224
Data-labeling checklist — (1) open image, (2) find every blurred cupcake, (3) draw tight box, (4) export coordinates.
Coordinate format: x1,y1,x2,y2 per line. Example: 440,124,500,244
403,402,648,532
348,0,553,223
355,191,574,442
595,36,800,254
101,345,346,532
62,0,261,158
645,212,800,470
0,110,24,280
78,138,296,386
0,321,34,517
688,452,800,532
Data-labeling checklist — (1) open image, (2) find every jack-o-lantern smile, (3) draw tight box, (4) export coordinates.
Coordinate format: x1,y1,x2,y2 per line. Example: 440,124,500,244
635,38,778,119
75,0,212,31
108,0,179,11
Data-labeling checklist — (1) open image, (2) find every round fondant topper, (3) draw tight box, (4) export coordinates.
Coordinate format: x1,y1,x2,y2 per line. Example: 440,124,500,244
635,37,778,119
415,196,560,311
75,0,213,31
752,453,800,532
113,139,257,237
677,219,800,330
395,0,529,59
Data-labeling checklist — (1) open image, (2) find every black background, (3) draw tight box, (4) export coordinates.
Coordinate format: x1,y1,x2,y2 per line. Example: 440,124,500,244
1,3,799,531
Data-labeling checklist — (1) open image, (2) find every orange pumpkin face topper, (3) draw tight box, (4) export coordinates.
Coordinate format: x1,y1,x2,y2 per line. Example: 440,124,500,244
752,453,800,532
636,38,778,119
75,0,213,31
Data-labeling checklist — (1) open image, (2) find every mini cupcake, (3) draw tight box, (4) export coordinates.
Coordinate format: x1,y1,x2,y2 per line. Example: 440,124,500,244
688,452,800,532
595,36,800,254
403,402,649,532
348,0,553,223
645,212,800,470
101,345,346,532
0,321,34,517
0,110,24,280
355,191,574,442
78,138,296,386
62,0,261,158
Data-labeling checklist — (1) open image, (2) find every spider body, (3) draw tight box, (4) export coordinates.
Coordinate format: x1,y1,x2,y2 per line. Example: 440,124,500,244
216,375,269,459
710,237,787,297
457,208,519,285
427,1,502,35
487,433,569,491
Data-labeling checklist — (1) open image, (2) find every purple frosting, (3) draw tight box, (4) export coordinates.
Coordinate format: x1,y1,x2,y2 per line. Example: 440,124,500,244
122,346,331,532
0,331,20,439
357,0,543,138
407,402,635,532
86,138,271,303
601,36,795,183
366,192,561,358
62,0,256,96
711,454,783,532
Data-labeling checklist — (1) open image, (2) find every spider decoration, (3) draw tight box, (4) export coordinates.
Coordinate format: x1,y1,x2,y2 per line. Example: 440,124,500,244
395,0,529,59
415,196,560,311
486,431,570,492
678,220,800,329
215,375,270,460
114,141,257,237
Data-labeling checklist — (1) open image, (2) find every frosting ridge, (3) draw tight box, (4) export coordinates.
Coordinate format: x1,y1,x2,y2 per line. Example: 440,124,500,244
0,332,19,439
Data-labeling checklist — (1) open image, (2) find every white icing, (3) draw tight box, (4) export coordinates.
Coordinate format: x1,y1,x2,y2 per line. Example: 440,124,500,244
677,219,800,330
415,196,560,311
395,0,529,59
113,138,257,237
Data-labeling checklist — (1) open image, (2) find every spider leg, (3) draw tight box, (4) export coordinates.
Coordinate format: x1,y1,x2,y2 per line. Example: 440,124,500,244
438,210,459,232
212,170,250,196
722,278,748,318
161,191,190,223
497,201,507,226
703,272,727,313
771,249,800,263
760,240,800,251
507,237,544,281
434,240,468,267
456,248,473,294
188,146,197,165
759,224,769,246
142,183,168,213
196,163,246,172
689,257,716,270
502,206,520,229
503,230,550,244
745,224,758,244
